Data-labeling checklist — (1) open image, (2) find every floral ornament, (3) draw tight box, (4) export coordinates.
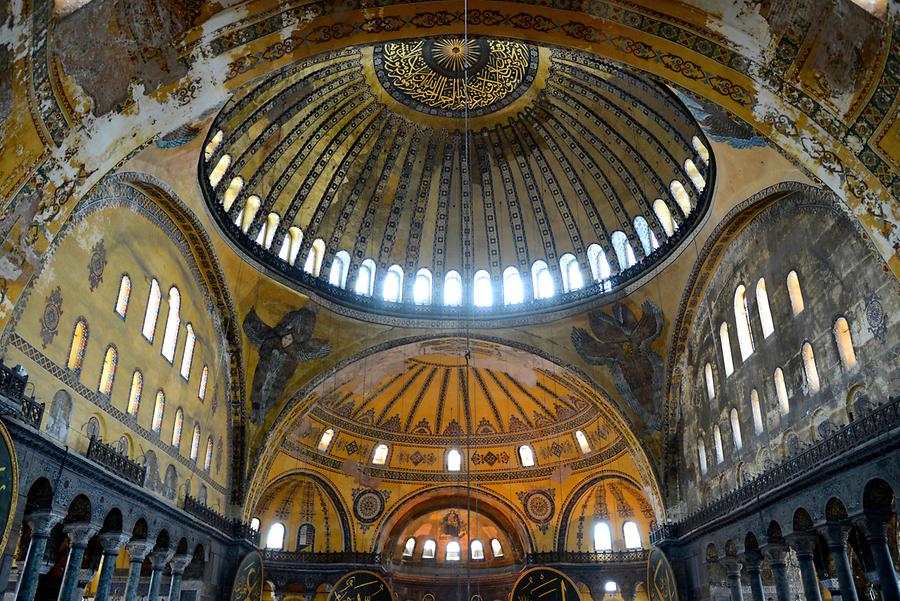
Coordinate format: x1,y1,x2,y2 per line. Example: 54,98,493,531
88,239,107,291
39,287,63,348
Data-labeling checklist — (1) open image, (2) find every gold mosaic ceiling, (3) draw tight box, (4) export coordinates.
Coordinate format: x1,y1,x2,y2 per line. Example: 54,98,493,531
201,37,712,313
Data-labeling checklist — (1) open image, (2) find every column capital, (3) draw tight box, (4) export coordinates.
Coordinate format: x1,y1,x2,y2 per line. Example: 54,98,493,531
741,549,764,571
63,521,99,547
723,558,743,576
819,522,851,548
169,553,192,574
125,539,154,563
762,542,790,565
786,531,819,556
24,509,65,536
150,548,174,570
97,532,130,555
851,511,892,540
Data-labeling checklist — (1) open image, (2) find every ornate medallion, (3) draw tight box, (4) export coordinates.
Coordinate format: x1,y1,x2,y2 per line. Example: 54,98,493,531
88,239,107,291
647,547,679,601
511,567,579,601
374,37,538,118
230,550,263,601
353,489,385,523
39,286,63,348
518,489,555,524
329,571,393,601
864,290,886,343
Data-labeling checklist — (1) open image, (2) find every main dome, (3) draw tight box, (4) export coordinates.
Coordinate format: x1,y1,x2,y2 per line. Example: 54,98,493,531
200,37,714,323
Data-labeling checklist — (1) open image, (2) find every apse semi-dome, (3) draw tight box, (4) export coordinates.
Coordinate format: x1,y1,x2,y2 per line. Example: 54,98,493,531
199,37,714,323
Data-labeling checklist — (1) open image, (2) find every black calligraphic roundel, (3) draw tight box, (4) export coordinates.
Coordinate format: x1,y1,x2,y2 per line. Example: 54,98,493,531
510,567,580,601
329,570,393,601
0,420,17,555
647,547,680,601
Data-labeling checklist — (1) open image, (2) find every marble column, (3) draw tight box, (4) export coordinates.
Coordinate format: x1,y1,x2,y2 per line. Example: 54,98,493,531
724,559,744,601
167,553,192,601
123,539,153,601
57,522,98,601
787,532,823,601
821,524,860,601
853,513,900,601
741,550,765,601
147,548,173,601
15,510,63,601
763,543,792,601
94,533,129,601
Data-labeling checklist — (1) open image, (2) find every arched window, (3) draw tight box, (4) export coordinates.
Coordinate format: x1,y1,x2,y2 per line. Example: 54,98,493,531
297,524,315,550
413,269,432,305
115,274,131,317
692,136,710,164
142,279,161,342
559,253,584,292
713,425,724,464
161,287,181,363
355,259,376,296
383,265,404,302
317,428,335,452
180,324,195,380
422,540,436,559
250,518,260,532
669,181,692,217
774,368,790,414
265,523,285,550
204,130,223,162
208,154,231,188
719,323,734,376
610,231,636,271
704,363,715,401
242,197,262,234
531,261,554,299
518,445,535,467
222,177,243,212
734,285,755,361
127,370,142,416
697,438,708,476
593,522,612,551
684,159,706,192
653,200,676,238
98,345,118,396
67,319,89,372
204,436,214,472
633,216,659,256
190,423,201,461
403,537,416,557
446,541,461,561
152,391,165,433
447,449,462,472
372,443,389,465
198,365,208,401
279,227,304,266
801,342,820,392
444,271,462,306
587,244,611,283
471,540,485,560
304,239,325,277
575,430,591,454
605,582,619,593
171,407,184,448
328,250,350,288
730,408,743,452
756,278,775,338
503,266,524,305
833,317,857,370
491,539,504,558
623,522,642,549
473,270,493,307
750,390,763,435
787,270,804,315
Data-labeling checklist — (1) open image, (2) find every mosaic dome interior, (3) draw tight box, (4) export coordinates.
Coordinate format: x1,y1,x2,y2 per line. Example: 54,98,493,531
200,37,714,320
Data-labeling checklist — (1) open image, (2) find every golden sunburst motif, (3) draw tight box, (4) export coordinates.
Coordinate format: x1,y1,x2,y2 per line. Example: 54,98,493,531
431,38,481,71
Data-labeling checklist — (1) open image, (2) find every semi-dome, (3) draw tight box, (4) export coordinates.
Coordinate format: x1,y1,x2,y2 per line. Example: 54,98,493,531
200,37,714,322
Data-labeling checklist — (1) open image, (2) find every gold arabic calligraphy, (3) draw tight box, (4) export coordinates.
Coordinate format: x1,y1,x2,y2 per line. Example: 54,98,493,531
381,39,531,113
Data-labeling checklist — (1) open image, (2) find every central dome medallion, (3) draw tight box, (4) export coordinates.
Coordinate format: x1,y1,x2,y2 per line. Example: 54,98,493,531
373,37,538,117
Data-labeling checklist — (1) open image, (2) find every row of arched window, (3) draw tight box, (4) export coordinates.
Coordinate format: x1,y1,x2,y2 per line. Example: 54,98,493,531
402,537,504,561
206,133,710,308
316,429,594,468
254,521,316,551
697,318,858,476
592,521,643,551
